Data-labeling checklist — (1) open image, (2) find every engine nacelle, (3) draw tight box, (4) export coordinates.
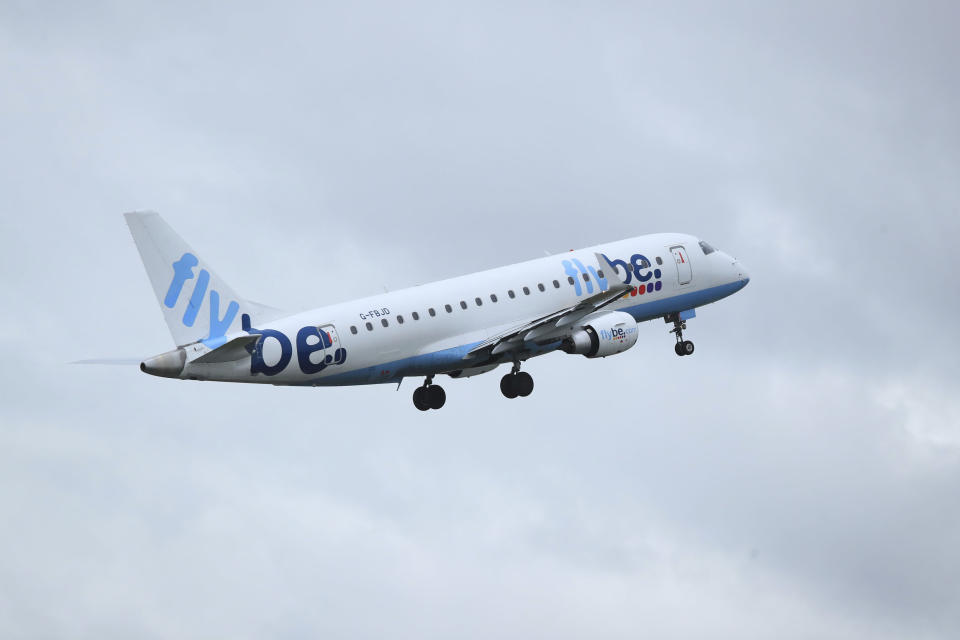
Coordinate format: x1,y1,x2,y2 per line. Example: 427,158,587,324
562,311,639,358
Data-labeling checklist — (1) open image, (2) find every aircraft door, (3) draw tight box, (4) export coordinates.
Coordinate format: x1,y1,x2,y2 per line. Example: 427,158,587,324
319,324,347,366
671,246,692,285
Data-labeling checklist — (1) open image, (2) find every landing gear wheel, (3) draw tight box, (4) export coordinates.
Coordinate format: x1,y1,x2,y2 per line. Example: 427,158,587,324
500,374,519,399
515,371,534,397
669,313,694,357
426,385,446,409
412,386,429,411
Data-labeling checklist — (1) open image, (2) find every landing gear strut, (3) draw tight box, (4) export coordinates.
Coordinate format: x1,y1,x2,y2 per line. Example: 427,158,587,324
413,375,446,410
500,362,534,399
669,314,695,356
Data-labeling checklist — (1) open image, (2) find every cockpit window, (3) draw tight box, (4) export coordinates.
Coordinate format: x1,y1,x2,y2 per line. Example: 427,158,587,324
699,240,717,255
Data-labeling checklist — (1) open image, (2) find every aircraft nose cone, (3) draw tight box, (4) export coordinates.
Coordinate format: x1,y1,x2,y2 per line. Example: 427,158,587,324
734,261,750,287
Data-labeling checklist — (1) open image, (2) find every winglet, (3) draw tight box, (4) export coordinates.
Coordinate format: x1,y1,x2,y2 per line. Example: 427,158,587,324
595,252,630,288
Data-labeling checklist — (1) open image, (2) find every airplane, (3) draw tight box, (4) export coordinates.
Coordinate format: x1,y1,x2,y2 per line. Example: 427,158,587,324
123,212,749,410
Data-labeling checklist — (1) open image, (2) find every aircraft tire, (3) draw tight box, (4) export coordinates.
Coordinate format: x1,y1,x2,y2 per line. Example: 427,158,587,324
682,340,695,356
515,371,534,397
674,342,685,356
500,374,519,399
427,385,446,410
413,386,430,411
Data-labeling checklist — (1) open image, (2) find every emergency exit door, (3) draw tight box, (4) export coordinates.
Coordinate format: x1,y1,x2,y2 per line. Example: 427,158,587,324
670,245,692,285
319,324,347,365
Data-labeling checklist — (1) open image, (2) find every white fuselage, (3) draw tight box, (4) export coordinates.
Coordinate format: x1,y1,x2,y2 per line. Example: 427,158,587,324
175,233,749,386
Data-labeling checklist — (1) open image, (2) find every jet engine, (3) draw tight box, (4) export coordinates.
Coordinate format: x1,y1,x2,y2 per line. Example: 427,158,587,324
561,311,639,358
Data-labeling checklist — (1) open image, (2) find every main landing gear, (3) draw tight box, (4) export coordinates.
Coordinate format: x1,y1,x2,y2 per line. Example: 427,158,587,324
500,362,534,399
413,376,446,411
669,315,695,357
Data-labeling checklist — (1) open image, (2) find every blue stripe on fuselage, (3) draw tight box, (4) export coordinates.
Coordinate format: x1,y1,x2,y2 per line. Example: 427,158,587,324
619,279,747,323
308,341,486,386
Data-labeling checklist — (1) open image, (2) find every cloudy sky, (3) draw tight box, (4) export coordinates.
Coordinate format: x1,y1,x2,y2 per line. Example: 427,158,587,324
2,1,958,637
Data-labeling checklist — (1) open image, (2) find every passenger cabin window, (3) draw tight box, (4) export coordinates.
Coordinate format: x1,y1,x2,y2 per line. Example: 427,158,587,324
537,283,545,292
598,270,605,279
381,318,389,327
553,280,560,288
397,315,404,324
490,294,498,303
699,240,717,255
445,304,453,313
583,274,590,282
460,300,468,310
350,325,358,334
508,290,516,299
656,256,663,265
567,276,575,285
365,322,373,331
412,311,420,320
523,286,530,295
475,297,482,306
429,308,436,317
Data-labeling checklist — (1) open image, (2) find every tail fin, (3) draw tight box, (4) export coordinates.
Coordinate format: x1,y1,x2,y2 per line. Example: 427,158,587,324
124,211,282,348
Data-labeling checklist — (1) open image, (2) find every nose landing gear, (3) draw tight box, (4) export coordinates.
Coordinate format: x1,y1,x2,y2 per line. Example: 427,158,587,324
668,314,695,356
413,376,446,410
500,362,534,399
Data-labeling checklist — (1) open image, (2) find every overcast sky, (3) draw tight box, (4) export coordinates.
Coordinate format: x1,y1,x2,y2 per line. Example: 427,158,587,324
2,1,959,638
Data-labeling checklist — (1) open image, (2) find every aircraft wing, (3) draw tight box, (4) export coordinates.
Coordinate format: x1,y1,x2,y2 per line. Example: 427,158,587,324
466,253,632,359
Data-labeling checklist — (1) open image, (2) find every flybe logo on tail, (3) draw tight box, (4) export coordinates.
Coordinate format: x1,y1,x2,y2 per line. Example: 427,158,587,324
165,252,240,346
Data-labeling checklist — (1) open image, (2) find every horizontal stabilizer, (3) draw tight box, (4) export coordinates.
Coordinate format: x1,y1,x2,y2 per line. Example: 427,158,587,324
192,334,260,364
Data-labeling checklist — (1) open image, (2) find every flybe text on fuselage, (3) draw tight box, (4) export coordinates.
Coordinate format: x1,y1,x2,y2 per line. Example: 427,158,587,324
241,314,347,377
564,253,664,297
